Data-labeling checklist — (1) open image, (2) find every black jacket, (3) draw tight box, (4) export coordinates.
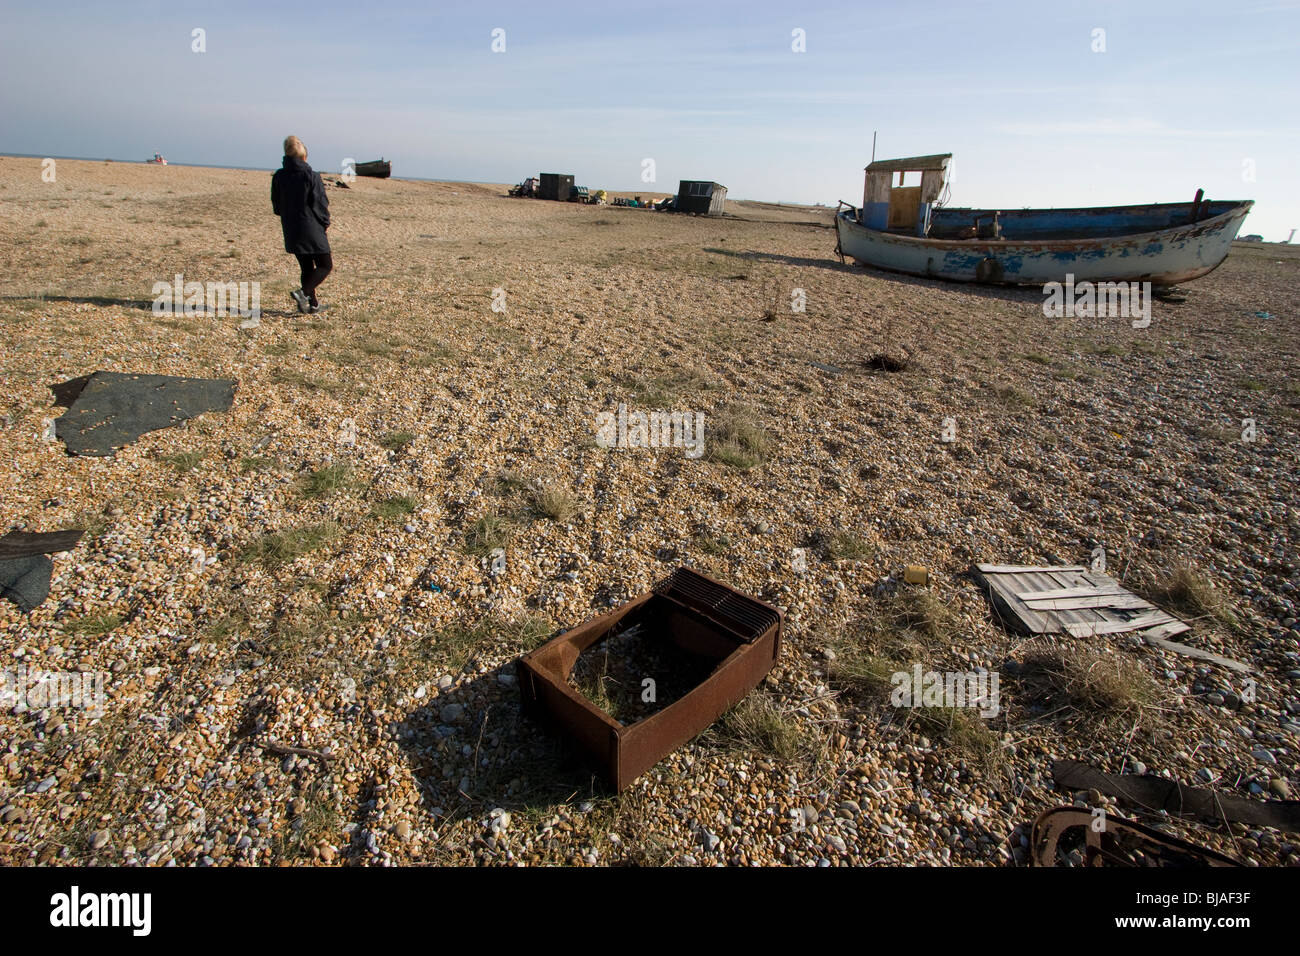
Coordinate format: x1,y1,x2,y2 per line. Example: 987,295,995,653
271,156,331,255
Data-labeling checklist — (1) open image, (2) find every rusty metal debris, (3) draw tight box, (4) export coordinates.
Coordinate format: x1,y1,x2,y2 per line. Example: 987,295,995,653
516,567,782,792
1053,759,1300,832
1031,807,1240,866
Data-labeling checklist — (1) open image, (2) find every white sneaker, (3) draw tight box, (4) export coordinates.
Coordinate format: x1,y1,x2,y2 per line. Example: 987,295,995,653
290,289,310,314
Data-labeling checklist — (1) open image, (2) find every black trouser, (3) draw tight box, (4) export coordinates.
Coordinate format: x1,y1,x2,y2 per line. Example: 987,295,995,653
295,253,333,304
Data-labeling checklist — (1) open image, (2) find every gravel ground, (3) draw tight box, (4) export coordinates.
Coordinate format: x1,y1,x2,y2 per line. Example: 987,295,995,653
0,156,1297,866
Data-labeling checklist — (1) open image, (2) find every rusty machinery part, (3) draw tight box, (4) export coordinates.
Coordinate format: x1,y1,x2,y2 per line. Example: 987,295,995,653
516,566,782,793
1030,807,1241,867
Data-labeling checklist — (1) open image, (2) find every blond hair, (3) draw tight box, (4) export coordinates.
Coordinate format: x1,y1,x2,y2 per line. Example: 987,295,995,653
283,135,307,160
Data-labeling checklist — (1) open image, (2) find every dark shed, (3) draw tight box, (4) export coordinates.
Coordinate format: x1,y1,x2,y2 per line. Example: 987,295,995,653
676,180,727,216
538,173,575,201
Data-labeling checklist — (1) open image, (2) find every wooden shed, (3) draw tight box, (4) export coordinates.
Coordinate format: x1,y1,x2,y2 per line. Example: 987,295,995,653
676,180,727,216
861,154,951,235
538,173,575,201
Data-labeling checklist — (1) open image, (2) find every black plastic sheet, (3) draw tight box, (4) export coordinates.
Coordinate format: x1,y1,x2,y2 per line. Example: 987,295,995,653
52,371,236,457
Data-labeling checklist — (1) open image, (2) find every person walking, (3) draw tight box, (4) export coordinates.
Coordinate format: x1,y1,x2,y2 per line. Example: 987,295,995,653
271,135,332,314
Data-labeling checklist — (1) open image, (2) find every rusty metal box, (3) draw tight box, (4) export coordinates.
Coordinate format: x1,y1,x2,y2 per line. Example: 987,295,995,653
516,567,783,792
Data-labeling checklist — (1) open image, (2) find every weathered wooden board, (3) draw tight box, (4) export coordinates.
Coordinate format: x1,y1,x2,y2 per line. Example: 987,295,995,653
1142,634,1253,673
1023,593,1152,612
1062,612,1172,637
1016,585,1131,602
1141,620,1194,641
973,564,1187,638
978,565,1087,573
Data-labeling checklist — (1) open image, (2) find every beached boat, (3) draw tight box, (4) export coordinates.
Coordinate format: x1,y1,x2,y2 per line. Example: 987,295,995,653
146,153,168,165
835,154,1253,285
354,159,391,178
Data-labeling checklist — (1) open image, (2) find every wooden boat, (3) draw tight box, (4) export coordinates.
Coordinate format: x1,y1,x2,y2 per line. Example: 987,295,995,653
835,154,1253,285
354,159,391,178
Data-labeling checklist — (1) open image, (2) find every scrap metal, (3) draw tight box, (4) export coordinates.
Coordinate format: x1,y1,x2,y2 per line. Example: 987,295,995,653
1031,807,1241,866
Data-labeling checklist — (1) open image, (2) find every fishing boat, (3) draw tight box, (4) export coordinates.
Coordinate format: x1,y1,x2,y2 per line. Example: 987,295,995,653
146,152,168,165
835,154,1253,285
354,158,391,178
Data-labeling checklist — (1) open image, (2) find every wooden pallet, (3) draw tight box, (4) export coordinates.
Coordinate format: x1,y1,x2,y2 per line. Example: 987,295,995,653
970,563,1253,673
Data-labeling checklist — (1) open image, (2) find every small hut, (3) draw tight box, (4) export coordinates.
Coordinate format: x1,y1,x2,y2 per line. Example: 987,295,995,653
860,154,950,235
676,180,727,216
538,173,575,201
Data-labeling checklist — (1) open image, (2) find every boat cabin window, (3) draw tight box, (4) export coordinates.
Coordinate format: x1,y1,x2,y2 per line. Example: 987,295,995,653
861,154,952,235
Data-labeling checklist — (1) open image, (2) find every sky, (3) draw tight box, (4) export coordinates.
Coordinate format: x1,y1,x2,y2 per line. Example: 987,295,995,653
2,0,1297,239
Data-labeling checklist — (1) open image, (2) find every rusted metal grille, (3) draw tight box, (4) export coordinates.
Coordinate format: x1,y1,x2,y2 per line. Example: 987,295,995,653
652,568,778,642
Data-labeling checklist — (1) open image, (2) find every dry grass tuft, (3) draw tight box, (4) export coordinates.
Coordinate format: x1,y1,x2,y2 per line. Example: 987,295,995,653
526,480,582,523
715,692,808,761
1017,643,1165,730
298,463,352,498
464,512,512,556
240,522,341,567
707,405,770,469
1146,563,1240,630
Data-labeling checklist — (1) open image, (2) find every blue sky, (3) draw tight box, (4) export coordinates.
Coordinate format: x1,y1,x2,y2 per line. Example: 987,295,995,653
2,0,1297,238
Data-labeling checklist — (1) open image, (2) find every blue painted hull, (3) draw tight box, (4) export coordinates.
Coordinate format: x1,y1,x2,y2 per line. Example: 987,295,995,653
835,199,1254,285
